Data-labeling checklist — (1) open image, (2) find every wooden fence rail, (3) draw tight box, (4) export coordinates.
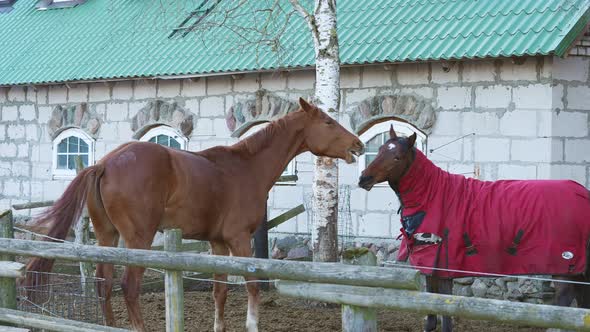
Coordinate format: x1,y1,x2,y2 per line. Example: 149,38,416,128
0,238,421,290
276,281,590,332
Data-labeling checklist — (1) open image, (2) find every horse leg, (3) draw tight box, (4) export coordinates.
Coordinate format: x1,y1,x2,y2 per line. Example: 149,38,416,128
553,276,577,307
439,278,454,332
93,228,119,326
119,236,152,332
228,234,260,332
575,274,590,308
423,275,439,332
87,189,120,327
210,241,230,332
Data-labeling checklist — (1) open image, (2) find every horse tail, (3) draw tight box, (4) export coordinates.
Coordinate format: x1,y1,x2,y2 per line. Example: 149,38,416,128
22,164,105,288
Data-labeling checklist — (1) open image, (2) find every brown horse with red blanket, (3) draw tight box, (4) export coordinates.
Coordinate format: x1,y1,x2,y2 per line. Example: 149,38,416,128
359,125,590,332
24,98,364,332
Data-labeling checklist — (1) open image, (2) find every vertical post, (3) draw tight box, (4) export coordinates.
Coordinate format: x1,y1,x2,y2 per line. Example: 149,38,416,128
0,210,17,310
253,207,269,290
75,156,95,296
164,228,184,332
341,248,378,332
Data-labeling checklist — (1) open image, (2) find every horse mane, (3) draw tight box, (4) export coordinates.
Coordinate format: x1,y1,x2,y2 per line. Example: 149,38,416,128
233,112,297,156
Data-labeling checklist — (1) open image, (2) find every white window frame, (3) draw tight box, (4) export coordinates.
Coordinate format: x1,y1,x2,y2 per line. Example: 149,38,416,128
359,120,427,186
240,122,296,184
139,126,188,150
52,128,95,180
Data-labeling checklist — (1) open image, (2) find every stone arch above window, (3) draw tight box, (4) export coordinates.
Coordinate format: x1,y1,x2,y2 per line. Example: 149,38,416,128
48,103,101,140
226,89,299,137
139,125,188,150
131,100,194,139
348,94,436,135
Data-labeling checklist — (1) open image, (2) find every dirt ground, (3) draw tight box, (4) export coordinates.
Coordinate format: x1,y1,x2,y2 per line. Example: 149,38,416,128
111,287,545,332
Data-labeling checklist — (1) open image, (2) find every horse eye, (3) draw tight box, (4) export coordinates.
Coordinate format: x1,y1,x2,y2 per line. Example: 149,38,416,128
394,157,400,161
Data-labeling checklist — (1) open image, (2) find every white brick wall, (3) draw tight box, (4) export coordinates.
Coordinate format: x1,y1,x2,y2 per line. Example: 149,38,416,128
431,63,459,84
260,73,286,91
432,112,461,135
200,97,224,117
273,186,303,209
134,80,157,100
511,138,562,162
565,139,590,163
537,164,586,184
538,111,588,137
345,88,378,105
106,103,128,122
7,125,25,140
499,111,537,136
362,65,392,88
157,80,181,98
462,112,499,135
182,79,207,97
68,85,88,103
396,63,429,85
512,84,552,110
112,82,133,100
12,161,29,177
554,56,589,82
567,86,590,111
500,58,537,81
288,71,314,90
231,75,258,93
19,105,36,121
17,143,28,158
8,86,25,102
463,61,496,83
475,85,511,109
400,87,433,99
358,213,391,238
213,118,231,138
25,124,38,140
474,138,510,162
195,118,214,136
2,106,17,121
437,86,471,110
341,67,361,88
88,83,111,102
366,187,397,211
4,179,20,196
497,164,536,180
427,136,463,162
207,76,231,95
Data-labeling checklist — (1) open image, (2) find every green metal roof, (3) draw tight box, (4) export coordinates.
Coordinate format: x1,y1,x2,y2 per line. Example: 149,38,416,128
0,0,588,85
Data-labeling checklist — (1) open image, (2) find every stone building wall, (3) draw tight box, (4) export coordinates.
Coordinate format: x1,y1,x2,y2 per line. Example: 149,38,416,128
0,56,588,243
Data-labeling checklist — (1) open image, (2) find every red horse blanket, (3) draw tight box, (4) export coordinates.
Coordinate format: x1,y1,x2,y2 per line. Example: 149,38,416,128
397,150,590,278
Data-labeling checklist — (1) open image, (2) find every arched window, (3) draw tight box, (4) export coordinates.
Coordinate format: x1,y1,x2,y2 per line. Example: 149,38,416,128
359,119,427,180
52,128,95,179
241,122,296,183
139,126,188,150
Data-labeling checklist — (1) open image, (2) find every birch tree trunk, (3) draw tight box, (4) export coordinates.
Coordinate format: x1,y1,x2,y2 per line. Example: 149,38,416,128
290,0,340,262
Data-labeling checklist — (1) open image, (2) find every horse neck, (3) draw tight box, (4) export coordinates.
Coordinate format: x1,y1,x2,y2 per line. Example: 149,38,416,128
395,150,442,209
239,111,307,191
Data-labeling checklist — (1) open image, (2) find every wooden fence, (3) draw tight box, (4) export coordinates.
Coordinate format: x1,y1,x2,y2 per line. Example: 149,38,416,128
2,208,590,331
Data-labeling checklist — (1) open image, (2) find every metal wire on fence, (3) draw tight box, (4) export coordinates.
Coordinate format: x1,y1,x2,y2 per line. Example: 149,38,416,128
17,271,106,326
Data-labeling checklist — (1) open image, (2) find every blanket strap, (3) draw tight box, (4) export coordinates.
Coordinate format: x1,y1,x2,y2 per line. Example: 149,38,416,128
462,232,478,256
506,229,524,256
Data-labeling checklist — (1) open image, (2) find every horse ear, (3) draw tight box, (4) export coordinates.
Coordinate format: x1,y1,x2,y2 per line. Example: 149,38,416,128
299,97,312,112
389,124,397,139
407,132,417,148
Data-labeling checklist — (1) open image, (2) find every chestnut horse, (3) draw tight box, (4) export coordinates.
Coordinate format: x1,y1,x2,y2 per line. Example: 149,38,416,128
358,125,590,332
24,98,364,332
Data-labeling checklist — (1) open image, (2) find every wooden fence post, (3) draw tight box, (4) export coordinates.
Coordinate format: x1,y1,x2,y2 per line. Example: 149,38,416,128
0,210,17,310
341,248,377,332
164,229,184,332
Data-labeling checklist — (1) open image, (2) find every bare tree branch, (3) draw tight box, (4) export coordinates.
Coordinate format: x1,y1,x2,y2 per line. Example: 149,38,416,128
289,0,320,49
